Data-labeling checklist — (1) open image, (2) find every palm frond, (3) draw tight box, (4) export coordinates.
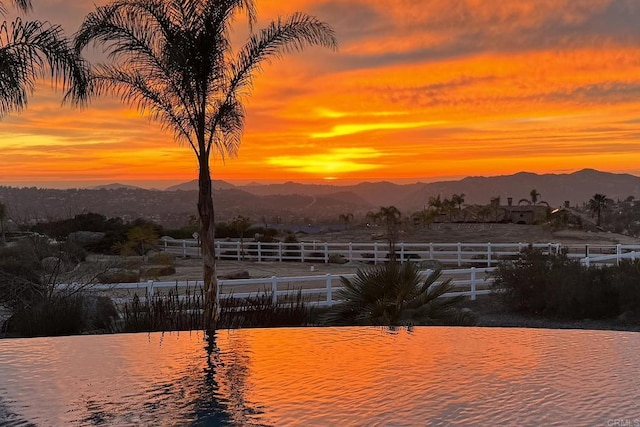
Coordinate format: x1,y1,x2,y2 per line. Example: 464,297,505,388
0,18,88,118
326,262,467,326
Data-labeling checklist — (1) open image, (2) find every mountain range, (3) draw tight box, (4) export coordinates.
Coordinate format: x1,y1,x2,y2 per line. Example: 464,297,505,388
2,169,639,227
164,168,640,209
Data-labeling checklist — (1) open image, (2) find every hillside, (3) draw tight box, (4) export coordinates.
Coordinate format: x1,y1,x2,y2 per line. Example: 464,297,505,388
2,169,640,227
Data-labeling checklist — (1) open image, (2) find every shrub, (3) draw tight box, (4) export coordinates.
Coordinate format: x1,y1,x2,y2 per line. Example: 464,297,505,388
149,252,175,266
491,247,640,320
6,295,86,337
119,286,314,332
323,261,470,326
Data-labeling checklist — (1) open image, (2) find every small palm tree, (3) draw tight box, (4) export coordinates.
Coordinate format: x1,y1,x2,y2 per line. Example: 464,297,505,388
0,0,87,118
530,189,541,205
230,214,251,259
589,193,612,226
324,261,468,326
339,213,353,230
428,195,443,214
75,0,337,330
372,206,401,260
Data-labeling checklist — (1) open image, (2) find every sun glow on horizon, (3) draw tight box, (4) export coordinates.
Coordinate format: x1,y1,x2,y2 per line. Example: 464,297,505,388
2,0,640,187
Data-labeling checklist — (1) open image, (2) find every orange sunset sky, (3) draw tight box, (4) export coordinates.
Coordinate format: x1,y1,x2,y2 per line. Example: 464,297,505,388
3,0,640,189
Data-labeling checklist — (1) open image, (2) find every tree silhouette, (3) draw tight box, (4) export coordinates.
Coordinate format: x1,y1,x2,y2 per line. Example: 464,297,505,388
588,193,612,226
339,213,353,230
370,206,402,260
75,0,337,330
230,215,251,260
0,0,87,118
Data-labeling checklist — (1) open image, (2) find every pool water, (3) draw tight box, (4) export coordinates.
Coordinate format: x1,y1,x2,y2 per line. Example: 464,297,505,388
0,327,639,426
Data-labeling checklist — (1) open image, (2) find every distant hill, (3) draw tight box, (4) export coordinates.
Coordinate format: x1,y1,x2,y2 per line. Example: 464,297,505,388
91,183,146,190
165,179,236,191
3,169,640,227
399,169,640,210
237,169,640,210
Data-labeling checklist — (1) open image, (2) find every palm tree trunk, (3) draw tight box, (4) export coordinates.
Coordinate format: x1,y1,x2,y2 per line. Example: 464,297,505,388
198,156,218,331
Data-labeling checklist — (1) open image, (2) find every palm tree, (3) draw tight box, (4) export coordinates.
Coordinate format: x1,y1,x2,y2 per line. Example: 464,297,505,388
589,193,612,226
427,195,443,214
374,206,401,260
230,214,251,259
74,0,337,330
339,213,353,230
324,261,468,326
451,193,465,211
489,196,502,222
0,0,87,118
530,189,541,205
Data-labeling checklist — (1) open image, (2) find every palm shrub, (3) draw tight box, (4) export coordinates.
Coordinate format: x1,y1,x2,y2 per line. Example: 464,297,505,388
324,261,469,326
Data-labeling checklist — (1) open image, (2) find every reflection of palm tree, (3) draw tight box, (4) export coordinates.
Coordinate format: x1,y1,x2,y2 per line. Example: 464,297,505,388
75,0,337,330
589,193,612,226
0,0,87,118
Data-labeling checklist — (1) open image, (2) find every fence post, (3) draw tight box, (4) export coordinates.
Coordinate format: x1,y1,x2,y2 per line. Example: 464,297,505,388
585,245,589,258
617,244,622,266
429,243,434,260
349,243,353,262
257,241,262,262
163,239,168,252
326,273,333,306
182,240,187,257
374,242,378,265
487,243,492,267
301,242,305,263
324,242,329,264
236,241,241,260
215,241,220,259
147,280,154,298
470,268,476,301
457,242,462,267
271,276,278,305
278,242,283,262
400,242,405,262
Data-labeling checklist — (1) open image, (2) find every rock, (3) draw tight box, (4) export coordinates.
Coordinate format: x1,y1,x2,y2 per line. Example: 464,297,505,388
98,268,140,283
67,231,105,245
142,265,177,278
218,270,250,280
328,254,348,264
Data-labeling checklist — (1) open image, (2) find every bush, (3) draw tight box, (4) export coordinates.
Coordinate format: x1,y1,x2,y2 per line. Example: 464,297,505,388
149,251,175,266
491,247,640,320
6,295,86,337
119,286,314,332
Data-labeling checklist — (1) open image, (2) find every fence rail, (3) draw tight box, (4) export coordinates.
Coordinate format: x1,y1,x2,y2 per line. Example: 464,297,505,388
162,238,565,267
60,266,496,307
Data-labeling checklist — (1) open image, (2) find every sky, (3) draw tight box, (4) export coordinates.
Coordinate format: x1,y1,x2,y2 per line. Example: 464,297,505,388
3,0,640,189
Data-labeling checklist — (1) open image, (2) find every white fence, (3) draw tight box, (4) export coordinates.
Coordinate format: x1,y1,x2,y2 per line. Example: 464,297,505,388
163,238,640,268
162,238,565,267
63,266,496,307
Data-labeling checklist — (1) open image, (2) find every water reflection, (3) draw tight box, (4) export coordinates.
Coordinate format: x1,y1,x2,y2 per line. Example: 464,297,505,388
0,327,639,426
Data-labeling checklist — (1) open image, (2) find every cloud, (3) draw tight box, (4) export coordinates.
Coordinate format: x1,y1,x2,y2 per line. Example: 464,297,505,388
267,147,383,175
